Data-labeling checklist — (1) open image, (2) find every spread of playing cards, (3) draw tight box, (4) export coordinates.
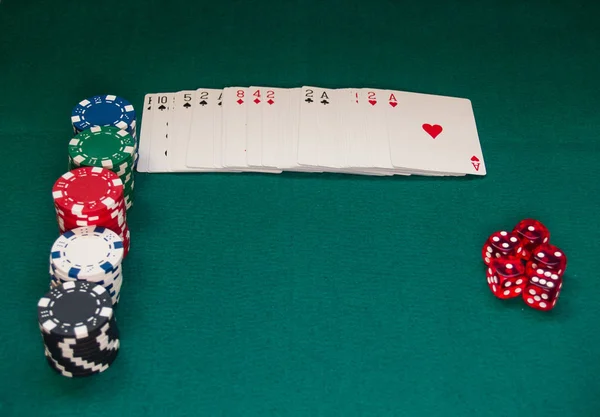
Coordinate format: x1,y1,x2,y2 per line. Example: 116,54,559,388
137,86,486,176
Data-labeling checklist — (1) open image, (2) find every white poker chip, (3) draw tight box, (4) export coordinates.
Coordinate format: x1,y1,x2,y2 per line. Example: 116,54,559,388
50,226,124,281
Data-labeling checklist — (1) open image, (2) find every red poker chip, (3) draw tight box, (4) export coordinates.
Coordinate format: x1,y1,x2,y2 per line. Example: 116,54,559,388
52,167,124,216
57,204,128,235
54,197,126,220
56,210,127,231
121,226,131,257
56,207,126,228
54,192,127,235
57,217,126,231
58,215,127,233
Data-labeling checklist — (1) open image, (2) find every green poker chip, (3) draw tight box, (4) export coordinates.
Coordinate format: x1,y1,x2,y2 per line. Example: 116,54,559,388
68,126,135,170
68,126,136,210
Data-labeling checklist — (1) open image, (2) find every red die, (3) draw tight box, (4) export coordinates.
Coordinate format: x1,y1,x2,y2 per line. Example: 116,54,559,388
523,267,563,311
512,219,550,261
486,256,527,299
525,243,567,277
482,230,523,266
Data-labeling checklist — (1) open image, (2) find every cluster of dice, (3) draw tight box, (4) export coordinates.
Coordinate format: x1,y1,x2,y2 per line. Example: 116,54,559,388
482,219,567,311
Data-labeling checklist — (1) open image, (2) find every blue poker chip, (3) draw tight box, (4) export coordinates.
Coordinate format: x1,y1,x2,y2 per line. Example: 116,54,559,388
71,95,137,137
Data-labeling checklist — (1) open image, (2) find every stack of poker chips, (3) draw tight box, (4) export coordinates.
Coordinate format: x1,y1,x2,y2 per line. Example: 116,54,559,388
70,94,138,163
68,126,137,209
48,226,125,306
52,167,131,256
38,281,120,378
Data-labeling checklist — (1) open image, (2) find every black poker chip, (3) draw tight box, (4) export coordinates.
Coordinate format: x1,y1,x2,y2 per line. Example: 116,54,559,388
38,281,113,339
45,344,119,373
41,321,119,357
44,340,120,375
45,357,96,378
43,321,119,362
43,328,119,360
41,317,120,350
43,331,118,356
45,348,120,377
38,281,120,377
43,339,120,376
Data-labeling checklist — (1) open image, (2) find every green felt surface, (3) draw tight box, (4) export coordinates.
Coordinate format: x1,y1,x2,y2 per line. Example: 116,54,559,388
1,1,600,416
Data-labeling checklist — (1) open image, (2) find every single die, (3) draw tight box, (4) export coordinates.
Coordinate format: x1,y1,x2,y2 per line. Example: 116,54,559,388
523,267,563,311
482,230,524,266
525,243,567,277
486,256,527,299
512,219,550,261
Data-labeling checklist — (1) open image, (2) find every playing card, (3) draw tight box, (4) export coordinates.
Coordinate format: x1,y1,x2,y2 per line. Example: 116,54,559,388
333,89,390,176
340,88,364,170
386,90,485,175
221,87,249,169
222,87,281,173
168,90,195,172
136,93,155,173
258,87,282,169
147,92,174,173
306,88,388,176
246,86,263,168
138,85,485,177
247,86,285,171
280,88,312,171
186,88,224,170
355,88,410,176
360,89,390,170
298,86,345,170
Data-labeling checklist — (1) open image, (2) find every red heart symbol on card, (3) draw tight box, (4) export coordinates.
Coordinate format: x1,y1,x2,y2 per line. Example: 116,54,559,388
389,102,397,107
422,124,443,139
470,155,481,171
369,100,377,106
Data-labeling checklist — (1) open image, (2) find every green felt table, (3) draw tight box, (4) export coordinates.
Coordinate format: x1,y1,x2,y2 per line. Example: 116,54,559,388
1,1,600,416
